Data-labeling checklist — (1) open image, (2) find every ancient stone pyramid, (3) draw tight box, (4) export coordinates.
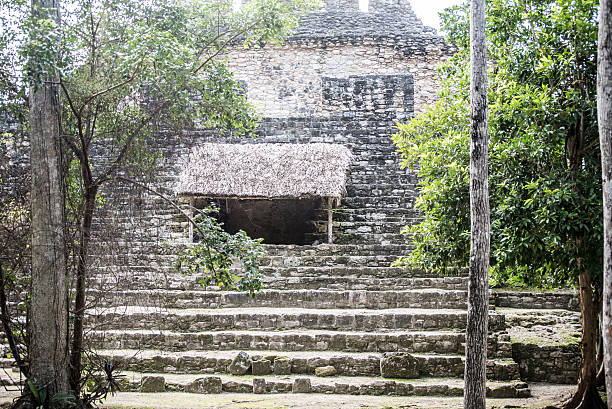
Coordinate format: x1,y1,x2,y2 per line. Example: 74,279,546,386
77,0,580,401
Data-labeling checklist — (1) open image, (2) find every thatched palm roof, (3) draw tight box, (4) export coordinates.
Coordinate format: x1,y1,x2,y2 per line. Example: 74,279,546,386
175,143,353,199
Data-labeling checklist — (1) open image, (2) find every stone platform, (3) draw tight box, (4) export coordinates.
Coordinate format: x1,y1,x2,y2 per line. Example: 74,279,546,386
74,242,581,402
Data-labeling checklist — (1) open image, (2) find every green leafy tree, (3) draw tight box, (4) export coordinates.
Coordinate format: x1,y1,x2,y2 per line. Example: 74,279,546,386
393,0,602,407
2,0,320,404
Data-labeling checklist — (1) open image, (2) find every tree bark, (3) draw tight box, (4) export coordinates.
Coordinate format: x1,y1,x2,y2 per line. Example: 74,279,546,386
562,272,605,409
598,0,612,404
28,0,70,401
69,184,97,394
464,0,489,408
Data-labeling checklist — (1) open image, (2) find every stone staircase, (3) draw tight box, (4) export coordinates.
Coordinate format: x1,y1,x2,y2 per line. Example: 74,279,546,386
76,242,543,400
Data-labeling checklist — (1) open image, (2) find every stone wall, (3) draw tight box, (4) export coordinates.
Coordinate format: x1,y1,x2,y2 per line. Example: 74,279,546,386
512,342,580,384
226,44,445,118
225,0,450,119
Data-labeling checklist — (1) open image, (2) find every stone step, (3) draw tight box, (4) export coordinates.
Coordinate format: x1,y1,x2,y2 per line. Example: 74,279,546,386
95,349,520,381
324,215,415,224
345,183,416,192
93,243,417,261
332,221,412,235
87,307,506,332
331,231,416,245
345,186,416,198
261,254,402,268
329,211,419,224
343,196,415,208
348,174,417,185
93,240,415,254
259,266,436,279
94,265,426,278
493,291,580,312
89,329,513,358
499,308,582,328
348,171,412,181
260,276,467,291
92,248,415,271
323,219,414,231
87,289,474,310
263,243,414,257
117,372,531,398
89,273,469,292
347,180,415,190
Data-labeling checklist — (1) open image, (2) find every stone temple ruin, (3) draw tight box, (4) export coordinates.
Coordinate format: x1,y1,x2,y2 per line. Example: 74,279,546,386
1,0,583,400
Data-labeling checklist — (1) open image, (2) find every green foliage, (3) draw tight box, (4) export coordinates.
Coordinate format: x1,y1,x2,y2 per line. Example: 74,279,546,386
393,0,601,289
21,4,64,88
175,206,265,295
27,380,77,408
81,358,125,404
2,0,322,184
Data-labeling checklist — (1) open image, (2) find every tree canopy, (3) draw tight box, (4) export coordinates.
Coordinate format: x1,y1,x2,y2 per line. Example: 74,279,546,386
394,1,604,406
393,0,601,289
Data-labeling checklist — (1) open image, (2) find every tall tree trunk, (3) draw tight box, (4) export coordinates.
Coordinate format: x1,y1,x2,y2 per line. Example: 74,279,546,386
69,184,97,394
28,0,70,401
562,272,605,409
464,0,489,408
598,0,612,404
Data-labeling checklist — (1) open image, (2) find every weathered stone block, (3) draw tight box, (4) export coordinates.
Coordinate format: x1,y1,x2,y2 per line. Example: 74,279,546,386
252,359,272,375
334,383,350,394
253,378,266,394
269,380,292,393
292,378,311,393
487,384,516,398
184,377,222,394
395,382,414,396
312,383,335,393
315,365,337,377
228,351,251,375
291,357,309,373
380,352,420,379
273,357,292,375
222,380,252,393
140,376,165,393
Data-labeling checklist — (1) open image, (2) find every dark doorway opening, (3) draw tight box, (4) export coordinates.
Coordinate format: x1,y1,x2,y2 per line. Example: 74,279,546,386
201,198,321,245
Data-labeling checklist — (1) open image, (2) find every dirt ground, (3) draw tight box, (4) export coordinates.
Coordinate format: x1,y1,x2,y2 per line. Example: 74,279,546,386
0,383,576,409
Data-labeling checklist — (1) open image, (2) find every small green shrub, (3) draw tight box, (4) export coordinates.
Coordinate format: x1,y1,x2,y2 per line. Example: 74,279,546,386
175,206,265,295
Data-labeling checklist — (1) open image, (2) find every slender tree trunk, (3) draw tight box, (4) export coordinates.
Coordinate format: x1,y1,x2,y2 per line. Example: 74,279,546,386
28,0,70,400
0,265,29,378
562,272,605,409
69,184,97,393
464,0,489,408
598,0,612,404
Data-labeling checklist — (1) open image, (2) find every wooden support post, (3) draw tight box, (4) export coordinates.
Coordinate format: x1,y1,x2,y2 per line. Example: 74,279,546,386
327,197,333,244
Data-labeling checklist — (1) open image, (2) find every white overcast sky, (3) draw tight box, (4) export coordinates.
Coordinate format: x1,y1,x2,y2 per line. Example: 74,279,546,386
410,0,465,31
